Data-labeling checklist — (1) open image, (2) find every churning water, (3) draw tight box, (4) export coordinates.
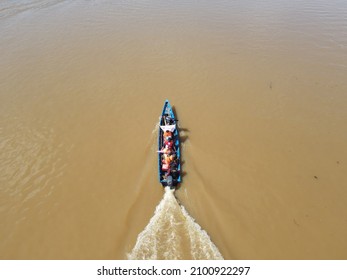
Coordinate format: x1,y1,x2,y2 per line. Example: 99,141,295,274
128,188,223,260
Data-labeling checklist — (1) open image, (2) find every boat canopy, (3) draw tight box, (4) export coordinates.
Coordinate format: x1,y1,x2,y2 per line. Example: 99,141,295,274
160,125,176,132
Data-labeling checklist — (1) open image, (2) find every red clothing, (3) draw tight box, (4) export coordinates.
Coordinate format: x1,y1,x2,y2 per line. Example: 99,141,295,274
164,140,174,148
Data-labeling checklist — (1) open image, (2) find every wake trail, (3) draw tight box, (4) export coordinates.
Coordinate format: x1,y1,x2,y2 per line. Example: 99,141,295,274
127,188,223,260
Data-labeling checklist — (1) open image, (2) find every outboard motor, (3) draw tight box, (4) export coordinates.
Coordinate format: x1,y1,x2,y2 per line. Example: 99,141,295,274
166,176,173,188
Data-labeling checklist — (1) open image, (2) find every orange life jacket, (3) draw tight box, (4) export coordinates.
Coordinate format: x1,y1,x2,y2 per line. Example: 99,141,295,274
163,154,174,165
163,131,172,138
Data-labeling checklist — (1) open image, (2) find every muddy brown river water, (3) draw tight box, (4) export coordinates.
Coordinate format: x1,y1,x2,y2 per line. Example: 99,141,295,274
1,0,347,259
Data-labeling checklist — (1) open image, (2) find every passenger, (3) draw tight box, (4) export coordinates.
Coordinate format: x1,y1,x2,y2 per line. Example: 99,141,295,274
164,136,174,149
162,163,170,171
163,130,172,139
164,168,171,176
168,154,179,179
164,152,178,167
170,164,178,177
162,151,173,164
163,114,174,125
170,154,177,167
161,149,178,183
162,151,172,171
160,145,172,154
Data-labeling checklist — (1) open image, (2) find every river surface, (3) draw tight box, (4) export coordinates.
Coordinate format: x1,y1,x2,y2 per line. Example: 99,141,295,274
1,0,347,259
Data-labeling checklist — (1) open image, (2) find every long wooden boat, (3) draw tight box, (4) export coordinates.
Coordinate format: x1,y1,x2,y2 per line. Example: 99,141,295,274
158,100,181,188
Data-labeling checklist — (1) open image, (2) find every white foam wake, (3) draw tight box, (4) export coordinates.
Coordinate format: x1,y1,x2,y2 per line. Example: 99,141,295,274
127,188,223,260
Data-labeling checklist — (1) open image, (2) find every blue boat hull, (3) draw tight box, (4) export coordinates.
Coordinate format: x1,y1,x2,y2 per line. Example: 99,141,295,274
158,100,181,187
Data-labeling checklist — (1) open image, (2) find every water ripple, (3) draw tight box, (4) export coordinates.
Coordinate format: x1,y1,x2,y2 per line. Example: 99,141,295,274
0,0,68,19
0,119,67,215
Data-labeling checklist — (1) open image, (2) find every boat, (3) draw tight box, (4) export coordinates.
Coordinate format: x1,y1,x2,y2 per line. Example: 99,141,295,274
158,100,181,188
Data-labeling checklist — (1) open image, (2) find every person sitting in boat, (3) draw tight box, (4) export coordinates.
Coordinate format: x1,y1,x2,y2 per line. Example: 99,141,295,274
169,154,178,171
164,152,177,165
163,136,174,149
159,145,172,154
162,152,171,171
163,154,179,178
163,114,175,125
162,150,174,165
163,130,173,139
